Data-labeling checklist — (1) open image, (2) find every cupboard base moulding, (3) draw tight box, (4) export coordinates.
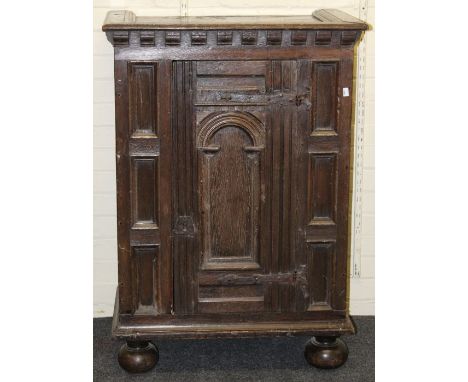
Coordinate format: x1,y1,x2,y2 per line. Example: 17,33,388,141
111,288,356,339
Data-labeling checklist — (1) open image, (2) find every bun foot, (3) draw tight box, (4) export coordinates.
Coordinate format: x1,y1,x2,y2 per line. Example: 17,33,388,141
304,336,348,369
118,340,159,373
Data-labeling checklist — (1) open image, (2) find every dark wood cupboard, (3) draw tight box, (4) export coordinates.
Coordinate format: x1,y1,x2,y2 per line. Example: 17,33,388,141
103,9,368,373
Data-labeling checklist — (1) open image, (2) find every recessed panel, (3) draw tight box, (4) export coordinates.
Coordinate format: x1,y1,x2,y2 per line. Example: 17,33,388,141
195,61,268,104
307,242,334,310
196,61,268,76
197,76,266,93
307,153,337,224
200,126,261,269
129,63,157,135
199,285,263,299
312,62,338,134
198,296,264,314
131,157,159,226
132,246,158,314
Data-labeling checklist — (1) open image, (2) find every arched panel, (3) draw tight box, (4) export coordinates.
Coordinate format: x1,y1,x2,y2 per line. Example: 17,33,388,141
197,112,265,270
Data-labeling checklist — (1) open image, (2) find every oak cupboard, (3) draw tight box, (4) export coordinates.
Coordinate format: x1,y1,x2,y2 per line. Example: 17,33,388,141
102,9,368,373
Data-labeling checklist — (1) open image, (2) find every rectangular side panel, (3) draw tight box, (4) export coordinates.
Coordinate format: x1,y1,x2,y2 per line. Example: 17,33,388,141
307,242,335,310
129,63,158,135
132,246,159,315
307,153,338,223
131,157,159,226
312,62,338,134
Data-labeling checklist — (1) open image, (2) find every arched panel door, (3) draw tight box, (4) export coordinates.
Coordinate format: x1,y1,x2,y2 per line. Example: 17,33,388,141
171,59,341,317
196,112,268,313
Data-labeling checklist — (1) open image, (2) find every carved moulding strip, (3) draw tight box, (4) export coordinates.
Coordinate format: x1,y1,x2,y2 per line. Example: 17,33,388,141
197,111,265,150
107,30,361,48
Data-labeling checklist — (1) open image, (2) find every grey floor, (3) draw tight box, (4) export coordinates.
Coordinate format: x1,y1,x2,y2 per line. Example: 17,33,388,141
94,316,374,381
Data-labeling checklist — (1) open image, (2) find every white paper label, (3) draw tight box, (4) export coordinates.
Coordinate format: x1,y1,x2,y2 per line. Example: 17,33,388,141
343,87,350,97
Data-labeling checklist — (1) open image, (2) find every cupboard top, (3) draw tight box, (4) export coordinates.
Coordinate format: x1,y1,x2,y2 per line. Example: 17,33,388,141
102,9,368,31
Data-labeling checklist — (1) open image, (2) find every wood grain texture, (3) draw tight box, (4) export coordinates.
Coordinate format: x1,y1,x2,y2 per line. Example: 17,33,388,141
199,124,262,268
307,153,338,223
132,246,159,315
103,10,368,31
306,243,335,310
128,63,157,135
114,59,132,314
131,157,158,226
172,60,197,315
105,9,367,344
194,65,269,313
312,62,338,134
112,289,355,339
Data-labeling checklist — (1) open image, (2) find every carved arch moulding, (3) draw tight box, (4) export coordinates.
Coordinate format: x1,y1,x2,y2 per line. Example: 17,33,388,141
197,111,265,153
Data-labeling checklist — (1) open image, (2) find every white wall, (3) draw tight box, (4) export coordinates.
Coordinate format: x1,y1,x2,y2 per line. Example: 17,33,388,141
93,0,375,317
